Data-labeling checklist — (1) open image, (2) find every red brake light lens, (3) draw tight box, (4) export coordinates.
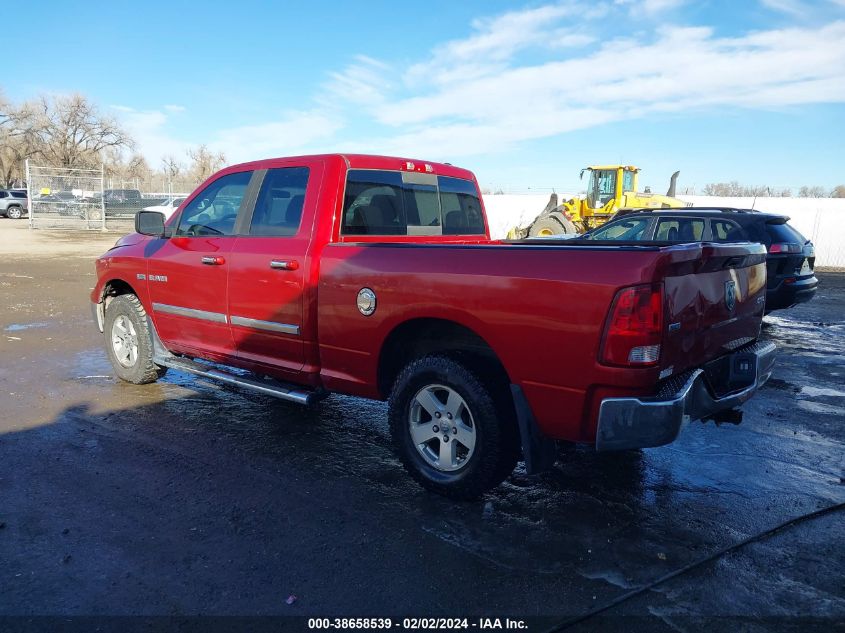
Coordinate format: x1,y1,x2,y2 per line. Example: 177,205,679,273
768,243,798,253
600,284,663,366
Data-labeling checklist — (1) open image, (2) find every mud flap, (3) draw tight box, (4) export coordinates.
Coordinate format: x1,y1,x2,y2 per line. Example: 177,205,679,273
510,384,557,474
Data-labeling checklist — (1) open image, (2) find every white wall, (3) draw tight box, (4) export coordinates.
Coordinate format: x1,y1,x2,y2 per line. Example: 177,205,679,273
481,194,845,268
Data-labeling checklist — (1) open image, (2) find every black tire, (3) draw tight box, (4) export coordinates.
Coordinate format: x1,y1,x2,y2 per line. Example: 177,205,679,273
103,294,167,384
388,355,519,500
7,206,23,220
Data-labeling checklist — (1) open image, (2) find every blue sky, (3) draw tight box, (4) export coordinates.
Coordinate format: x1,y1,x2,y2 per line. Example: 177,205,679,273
7,0,845,191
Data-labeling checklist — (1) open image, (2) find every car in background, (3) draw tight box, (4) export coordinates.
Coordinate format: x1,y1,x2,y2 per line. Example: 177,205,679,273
0,189,29,219
102,189,143,204
89,189,145,217
575,207,818,313
142,196,186,220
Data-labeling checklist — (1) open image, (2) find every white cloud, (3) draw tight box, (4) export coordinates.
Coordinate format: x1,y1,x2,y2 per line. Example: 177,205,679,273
113,2,845,166
163,104,186,113
343,16,845,158
760,0,806,15
615,0,686,15
211,111,343,164
322,55,393,107
405,2,596,85
111,105,188,163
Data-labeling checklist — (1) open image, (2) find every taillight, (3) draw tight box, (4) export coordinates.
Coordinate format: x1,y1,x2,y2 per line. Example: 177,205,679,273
600,284,663,366
768,243,799,253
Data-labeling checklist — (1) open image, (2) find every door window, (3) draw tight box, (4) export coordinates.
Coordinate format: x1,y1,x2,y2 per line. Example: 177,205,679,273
655,218,704,241
249,167,310,236
596,170,617,206
587,217,651,241
176,171,252,236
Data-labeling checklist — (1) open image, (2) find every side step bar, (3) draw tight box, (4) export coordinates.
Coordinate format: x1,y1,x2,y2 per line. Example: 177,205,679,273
156,356,324,406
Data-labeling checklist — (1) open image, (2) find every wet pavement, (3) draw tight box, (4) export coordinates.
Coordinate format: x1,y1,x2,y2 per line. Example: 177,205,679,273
0,254,843,629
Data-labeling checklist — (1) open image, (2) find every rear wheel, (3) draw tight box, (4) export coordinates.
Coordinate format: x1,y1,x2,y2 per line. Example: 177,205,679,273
104,294,167,384
7,206,23,220
388,355,519,499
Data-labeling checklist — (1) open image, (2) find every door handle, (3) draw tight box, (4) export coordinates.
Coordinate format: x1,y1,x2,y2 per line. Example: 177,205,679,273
201,256,226,265
270,260,299,271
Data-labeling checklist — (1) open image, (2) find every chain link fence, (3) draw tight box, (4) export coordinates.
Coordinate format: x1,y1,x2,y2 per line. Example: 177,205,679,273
26,162,106,230
25,160,199,232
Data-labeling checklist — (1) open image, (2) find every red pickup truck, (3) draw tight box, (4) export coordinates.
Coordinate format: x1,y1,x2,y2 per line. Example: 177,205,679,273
91,154,775,498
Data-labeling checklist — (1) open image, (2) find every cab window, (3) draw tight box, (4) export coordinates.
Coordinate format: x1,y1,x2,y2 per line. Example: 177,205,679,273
622,170,635,192
249,167,310,236
176,171,252,236
341,170,485,236
595,170,617,206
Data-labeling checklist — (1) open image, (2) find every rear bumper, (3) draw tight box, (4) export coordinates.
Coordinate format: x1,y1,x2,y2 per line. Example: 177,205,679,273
766,275,818,311
595,341,777,451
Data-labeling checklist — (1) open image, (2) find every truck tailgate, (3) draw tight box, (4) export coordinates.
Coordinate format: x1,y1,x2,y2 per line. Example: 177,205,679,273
658,242,767,379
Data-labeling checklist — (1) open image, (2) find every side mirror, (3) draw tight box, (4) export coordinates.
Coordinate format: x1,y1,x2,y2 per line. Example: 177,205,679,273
136,210,167,237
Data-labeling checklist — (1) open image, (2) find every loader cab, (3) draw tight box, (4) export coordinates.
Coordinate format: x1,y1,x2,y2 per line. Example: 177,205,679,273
582,166,640,210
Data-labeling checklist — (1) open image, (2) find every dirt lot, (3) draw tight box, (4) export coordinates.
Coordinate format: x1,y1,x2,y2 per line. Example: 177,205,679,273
0,220,843,630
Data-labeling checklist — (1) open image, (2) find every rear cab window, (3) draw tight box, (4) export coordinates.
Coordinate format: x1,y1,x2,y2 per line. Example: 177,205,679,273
340,169,485,238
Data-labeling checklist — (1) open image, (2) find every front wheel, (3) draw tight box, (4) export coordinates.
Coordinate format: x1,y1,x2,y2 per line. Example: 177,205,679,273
104,294,167,384
7,206,23,220
388,355,519,499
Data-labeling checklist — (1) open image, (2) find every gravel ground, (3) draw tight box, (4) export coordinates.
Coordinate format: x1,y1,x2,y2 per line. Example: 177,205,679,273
0,221,842,631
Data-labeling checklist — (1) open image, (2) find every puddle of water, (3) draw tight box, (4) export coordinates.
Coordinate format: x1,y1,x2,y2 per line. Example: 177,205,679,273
799,386,845,398
796,400,845,416
5,322,52,332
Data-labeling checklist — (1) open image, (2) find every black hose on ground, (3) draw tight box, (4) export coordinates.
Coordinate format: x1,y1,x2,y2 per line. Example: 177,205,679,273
545,501,845,631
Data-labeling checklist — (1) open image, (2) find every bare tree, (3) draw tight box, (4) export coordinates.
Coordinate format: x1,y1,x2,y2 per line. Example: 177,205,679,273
161,155,182,181
0,93,40,188
186,145,225,183
830,185,845,198
702,182,784,197
798,185,827,198
32,94,133,168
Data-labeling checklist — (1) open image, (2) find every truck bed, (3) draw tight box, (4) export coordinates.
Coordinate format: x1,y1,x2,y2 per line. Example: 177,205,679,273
316,239,767,442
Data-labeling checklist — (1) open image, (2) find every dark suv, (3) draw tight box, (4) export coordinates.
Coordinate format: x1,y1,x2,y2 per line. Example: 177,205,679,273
90,189,144,217
580,207,818,313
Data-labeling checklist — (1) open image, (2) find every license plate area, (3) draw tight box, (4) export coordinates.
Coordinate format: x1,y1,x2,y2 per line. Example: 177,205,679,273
799,258,812,275
703,351,757,398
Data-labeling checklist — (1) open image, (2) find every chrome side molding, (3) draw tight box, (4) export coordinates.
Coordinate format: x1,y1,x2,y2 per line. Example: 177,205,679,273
152,302,228,324
230,315,300,335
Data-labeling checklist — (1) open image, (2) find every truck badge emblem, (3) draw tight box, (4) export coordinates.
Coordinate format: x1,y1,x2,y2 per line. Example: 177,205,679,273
725,280,736,311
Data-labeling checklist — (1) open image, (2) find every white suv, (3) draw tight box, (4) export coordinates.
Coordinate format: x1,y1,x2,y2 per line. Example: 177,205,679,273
0,190,28,219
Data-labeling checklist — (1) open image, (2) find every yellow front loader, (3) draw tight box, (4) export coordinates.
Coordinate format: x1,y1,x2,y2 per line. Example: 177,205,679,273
511,165,689,238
